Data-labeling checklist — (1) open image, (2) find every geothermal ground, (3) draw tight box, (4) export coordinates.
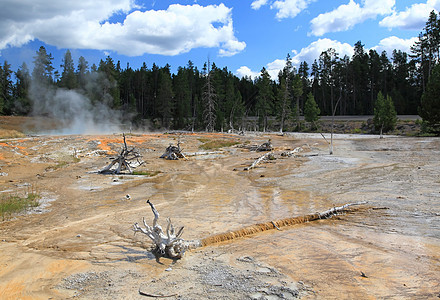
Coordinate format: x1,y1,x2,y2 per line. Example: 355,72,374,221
0,120,439,299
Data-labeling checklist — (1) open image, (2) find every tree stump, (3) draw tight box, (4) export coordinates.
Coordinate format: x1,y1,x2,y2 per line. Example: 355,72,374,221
99,133,143,174
133,200,200,259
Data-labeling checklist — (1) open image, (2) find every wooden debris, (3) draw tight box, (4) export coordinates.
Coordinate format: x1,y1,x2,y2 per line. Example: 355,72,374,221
281,146,303,157
138,288,178,298
244,151,274,171
99,134,143,174
132,201,367,257
160,140,186,160
200,202,367,246
256,140,273,152
133,200,200,259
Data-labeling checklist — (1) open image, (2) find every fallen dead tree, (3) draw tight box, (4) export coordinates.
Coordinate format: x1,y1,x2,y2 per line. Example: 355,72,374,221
244,151,275,171
133,201,366,258
256,140,273,152
281,146,303,157
99,134,143,174
200,202,367,246
160,140,187,160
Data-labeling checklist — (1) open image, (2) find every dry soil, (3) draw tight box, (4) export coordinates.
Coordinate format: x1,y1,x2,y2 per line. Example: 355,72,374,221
0,125,439,299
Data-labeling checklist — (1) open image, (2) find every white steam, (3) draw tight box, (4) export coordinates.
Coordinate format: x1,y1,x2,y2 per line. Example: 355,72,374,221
29,82,123,135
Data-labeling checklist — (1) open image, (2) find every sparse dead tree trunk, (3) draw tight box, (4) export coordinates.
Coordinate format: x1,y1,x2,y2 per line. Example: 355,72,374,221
99,134,143,174
329,92,342,155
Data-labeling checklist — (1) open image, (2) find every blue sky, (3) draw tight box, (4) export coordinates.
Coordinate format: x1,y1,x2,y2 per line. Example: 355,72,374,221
0,0,438,80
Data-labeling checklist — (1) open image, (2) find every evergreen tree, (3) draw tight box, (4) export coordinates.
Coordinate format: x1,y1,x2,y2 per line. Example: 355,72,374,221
157,66,174,128
59,50,77,89
276,54,293,133
31,46,55,116
419,64,440,133
13,63,31,114
97,56,120,108
304,92,320,129
32,46,54,85
255,67,273,131
373,91,397,135
292,74,303,130
0,61,13,114
77,56,89,91
173,67,191,129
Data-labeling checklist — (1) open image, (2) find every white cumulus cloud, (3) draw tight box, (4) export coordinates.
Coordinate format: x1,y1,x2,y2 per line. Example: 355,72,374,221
0,1,245,57
310,0,395,36
250,0,315,19
251,0,269,10
379,0,440,30
237,38,354,80
291,38,354,65
372,36,419,55
236,66,260,79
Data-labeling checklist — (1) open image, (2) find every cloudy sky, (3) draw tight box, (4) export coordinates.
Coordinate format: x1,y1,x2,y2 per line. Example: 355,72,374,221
0,0,438,80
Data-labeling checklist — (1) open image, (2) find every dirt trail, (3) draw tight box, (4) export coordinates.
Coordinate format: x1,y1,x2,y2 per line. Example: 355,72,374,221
0,131,439,299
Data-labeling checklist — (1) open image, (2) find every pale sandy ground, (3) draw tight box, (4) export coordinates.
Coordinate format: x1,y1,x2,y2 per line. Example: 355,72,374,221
0,132,439,299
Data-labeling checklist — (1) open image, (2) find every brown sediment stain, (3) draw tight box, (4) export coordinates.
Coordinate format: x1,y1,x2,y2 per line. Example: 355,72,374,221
200,207,361,246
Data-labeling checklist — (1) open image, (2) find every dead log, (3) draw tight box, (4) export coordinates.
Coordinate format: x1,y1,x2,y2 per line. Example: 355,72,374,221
200,202,367,246
244,151,274,171
281,146,303,157
99,133,143,174
256,140,273,152
132,201,367,258
133,200,200,259
160,140,187,160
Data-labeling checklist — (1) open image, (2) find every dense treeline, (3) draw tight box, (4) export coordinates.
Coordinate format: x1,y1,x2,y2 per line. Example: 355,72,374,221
1,11,439,132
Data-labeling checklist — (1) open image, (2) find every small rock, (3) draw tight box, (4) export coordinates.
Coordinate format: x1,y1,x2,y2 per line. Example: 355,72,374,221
165,267,172,272
76,234,81,238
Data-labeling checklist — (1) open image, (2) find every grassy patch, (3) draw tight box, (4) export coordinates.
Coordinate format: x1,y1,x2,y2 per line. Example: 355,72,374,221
131,170,161,176
48,155,81,171
199,139,239,150
0,192,40,221
0,129,26,139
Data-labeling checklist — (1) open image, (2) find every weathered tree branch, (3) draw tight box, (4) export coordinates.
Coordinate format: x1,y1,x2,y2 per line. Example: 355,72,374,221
244,151,274,171
133,200,200,259
99,133,143,174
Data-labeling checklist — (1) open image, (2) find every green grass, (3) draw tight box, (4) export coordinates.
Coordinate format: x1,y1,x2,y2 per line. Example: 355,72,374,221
0,192,40,221
198,139,239,150
48,156,81,171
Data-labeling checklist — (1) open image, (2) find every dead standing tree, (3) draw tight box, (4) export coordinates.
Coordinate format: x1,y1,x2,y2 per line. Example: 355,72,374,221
99,134,143,174
203,59,217,132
